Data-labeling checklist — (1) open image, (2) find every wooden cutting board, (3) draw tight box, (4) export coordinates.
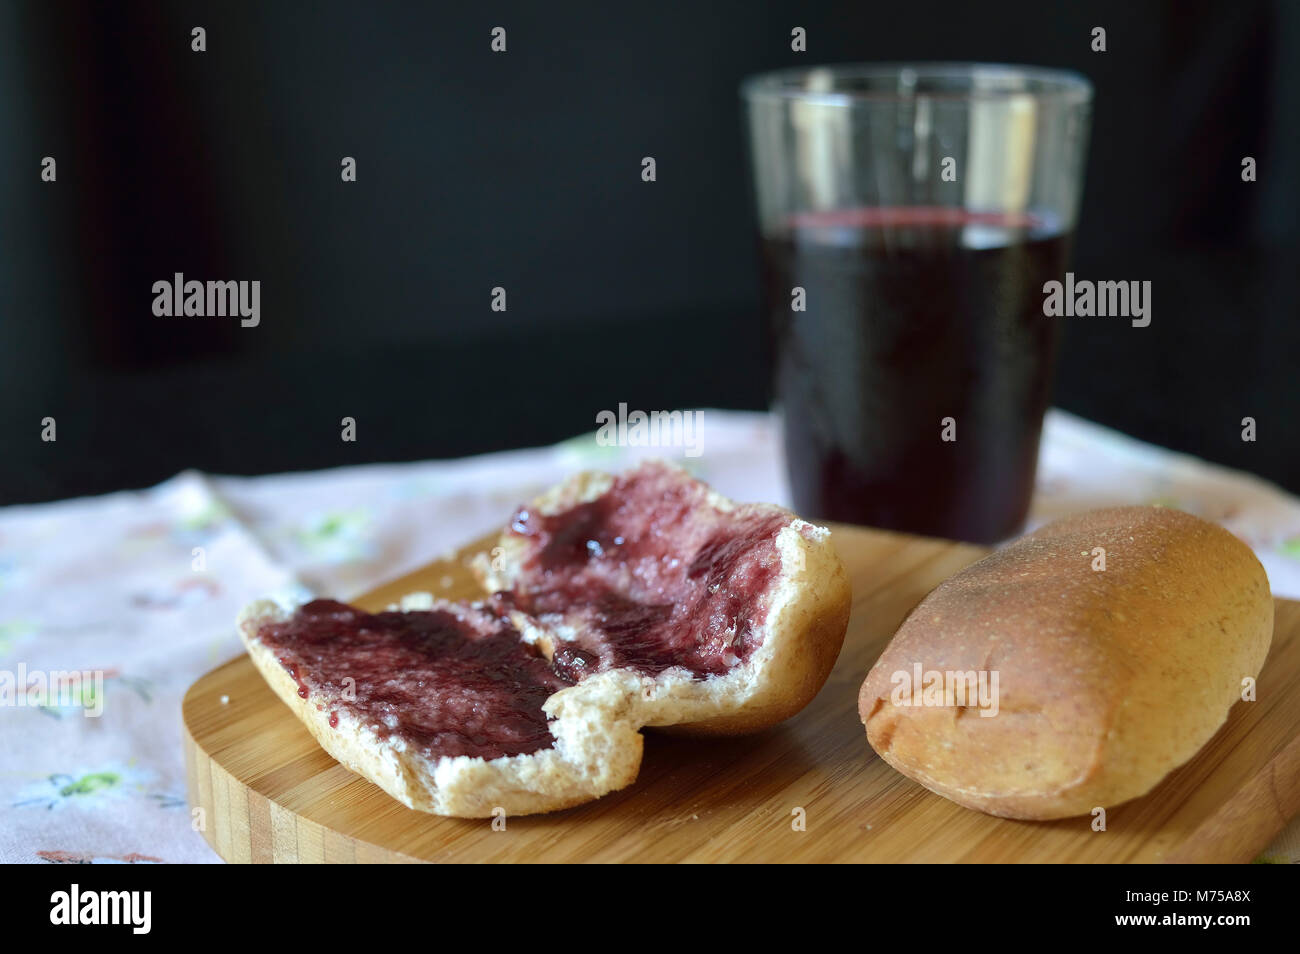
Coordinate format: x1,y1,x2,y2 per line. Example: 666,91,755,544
182,524,1300,863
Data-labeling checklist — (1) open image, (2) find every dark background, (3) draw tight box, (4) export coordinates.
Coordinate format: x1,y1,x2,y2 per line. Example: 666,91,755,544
2,0,1296,505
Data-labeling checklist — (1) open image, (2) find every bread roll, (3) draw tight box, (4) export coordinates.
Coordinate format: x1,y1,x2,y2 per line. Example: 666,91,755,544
238,595,644,818
239,461,852,817
858,506,1273,819
475,462,852,736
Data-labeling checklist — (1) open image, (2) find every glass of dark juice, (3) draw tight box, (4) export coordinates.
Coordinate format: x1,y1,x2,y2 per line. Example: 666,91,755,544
743,64,1092,543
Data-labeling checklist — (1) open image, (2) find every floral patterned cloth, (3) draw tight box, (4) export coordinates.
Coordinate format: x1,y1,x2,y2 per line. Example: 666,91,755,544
1,409,1297,864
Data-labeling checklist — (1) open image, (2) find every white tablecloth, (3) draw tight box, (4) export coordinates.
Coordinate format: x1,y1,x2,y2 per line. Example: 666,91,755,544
1,409,1297,863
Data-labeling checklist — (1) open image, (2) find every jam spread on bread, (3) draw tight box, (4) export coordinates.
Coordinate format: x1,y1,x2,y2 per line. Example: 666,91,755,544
256,600,572,761
502,463,789,680
254,464,796,762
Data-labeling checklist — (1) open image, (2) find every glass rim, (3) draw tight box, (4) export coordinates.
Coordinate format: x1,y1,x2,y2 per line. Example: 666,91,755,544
741,62,1093,106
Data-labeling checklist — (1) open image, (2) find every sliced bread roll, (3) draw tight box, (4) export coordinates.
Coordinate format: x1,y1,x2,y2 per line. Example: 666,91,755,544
858,506,1273,820
238,595,643,817
475,461,851,735
239,461,851,816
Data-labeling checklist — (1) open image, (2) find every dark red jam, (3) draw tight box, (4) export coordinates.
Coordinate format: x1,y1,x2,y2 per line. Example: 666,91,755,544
280,659,310,699
255,599,573,761
501,462,790,681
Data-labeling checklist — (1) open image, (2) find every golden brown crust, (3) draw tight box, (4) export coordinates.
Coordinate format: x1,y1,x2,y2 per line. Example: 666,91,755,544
859,506,1273,819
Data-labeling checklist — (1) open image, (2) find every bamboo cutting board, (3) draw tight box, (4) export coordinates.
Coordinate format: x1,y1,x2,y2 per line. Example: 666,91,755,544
183,524,1300,863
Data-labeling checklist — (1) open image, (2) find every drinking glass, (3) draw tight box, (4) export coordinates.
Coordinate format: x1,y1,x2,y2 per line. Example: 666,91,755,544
743,63,1092,543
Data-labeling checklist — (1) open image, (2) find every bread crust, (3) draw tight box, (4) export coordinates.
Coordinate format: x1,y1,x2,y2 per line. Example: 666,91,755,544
859,506,1274,819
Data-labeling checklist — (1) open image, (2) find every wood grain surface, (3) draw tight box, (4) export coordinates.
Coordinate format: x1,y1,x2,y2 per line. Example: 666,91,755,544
182,524,1300,863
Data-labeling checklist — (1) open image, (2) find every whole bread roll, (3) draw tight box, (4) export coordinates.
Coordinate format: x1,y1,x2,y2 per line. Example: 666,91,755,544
859,506,1273,819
